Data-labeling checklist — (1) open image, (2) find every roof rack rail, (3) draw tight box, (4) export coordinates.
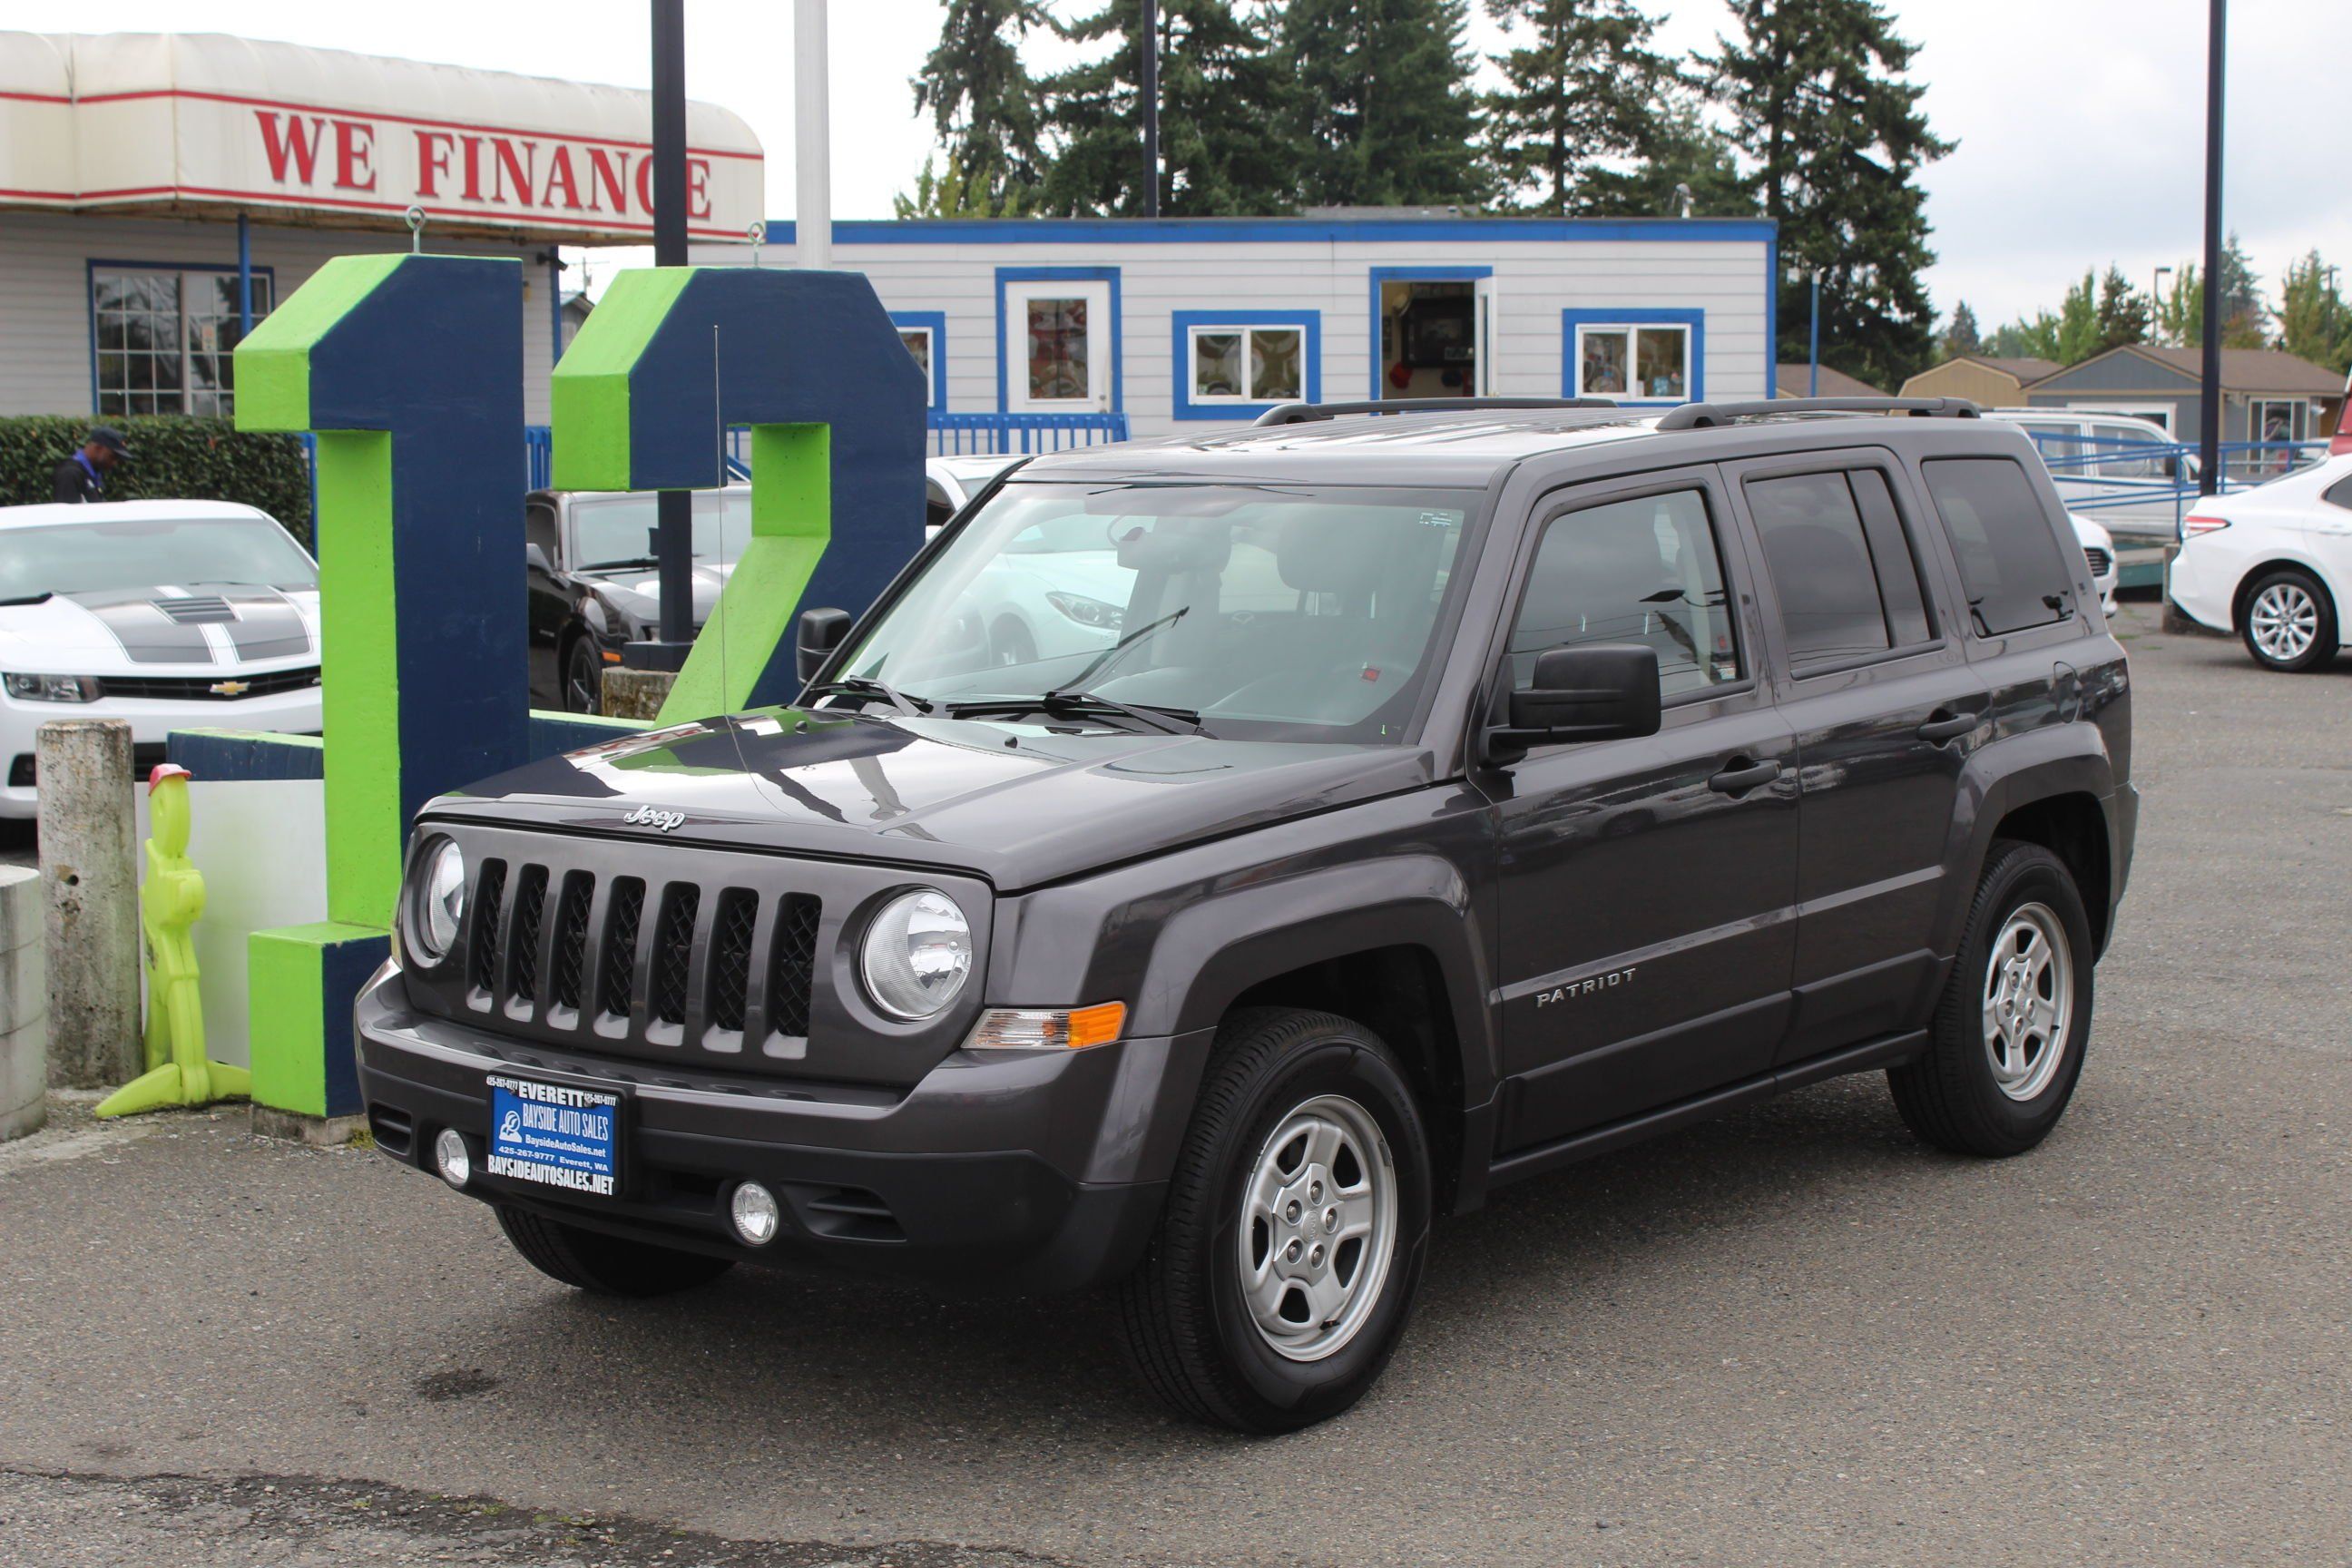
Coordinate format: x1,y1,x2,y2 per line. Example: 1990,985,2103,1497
1654,396,1982,430
1254,397,1622,426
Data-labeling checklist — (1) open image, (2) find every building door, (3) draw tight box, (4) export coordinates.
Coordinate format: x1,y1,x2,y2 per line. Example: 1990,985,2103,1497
1004,279,1112,413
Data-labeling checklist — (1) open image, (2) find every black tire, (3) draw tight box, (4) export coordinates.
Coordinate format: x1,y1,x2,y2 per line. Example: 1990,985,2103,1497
561,634,603,713
2238,566,2337,672
1115,1007,1432,1435
989,617,1037,669
1888,840,2094,1157
495,1205,735,1297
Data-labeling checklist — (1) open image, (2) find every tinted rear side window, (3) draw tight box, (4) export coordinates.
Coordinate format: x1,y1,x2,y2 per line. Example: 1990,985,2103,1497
1746,469,1936,668
1921,457,2074,635
2324,473,2352,512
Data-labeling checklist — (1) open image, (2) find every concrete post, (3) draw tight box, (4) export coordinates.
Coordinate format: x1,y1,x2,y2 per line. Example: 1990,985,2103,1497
599,668,679,721
35,720,142,1089
0,865,45,1140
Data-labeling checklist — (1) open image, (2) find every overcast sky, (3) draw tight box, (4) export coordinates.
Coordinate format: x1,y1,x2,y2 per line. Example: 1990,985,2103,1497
10,0,2347,327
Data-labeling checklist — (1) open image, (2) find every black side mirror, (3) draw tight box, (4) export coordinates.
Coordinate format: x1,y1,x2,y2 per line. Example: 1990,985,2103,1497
796,606,851,684
1485,644,1661,764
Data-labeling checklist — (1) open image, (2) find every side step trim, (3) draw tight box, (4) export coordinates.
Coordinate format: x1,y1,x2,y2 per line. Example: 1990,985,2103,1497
1485,1029,1926,1190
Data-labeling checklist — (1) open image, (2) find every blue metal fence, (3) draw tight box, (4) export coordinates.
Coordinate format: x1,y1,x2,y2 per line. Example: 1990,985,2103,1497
2019,428,2331,540
507,411,1129,493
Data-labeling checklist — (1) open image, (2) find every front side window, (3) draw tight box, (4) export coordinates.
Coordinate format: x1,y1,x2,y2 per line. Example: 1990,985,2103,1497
93,268,275,417
1576,324,1689,400
1921,457,2074,636
0,514,315,599
1191,326,1304,403
838,482,1480,742
1747,468,1936,668
1510,488,1741,701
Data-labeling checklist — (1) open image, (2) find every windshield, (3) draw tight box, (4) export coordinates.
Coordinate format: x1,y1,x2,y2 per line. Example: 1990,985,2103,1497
837,480,1479,743
569,491,751,569
0,514,316,598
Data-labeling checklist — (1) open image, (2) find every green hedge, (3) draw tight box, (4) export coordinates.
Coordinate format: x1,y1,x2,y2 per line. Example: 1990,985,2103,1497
0,415,312,541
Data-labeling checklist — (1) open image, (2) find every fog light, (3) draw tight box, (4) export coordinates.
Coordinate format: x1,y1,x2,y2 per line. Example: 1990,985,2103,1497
433,1127,472,1189
730,1181,780,1246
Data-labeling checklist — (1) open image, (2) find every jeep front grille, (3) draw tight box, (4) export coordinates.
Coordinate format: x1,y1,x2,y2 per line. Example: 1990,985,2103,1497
456,857,818,1062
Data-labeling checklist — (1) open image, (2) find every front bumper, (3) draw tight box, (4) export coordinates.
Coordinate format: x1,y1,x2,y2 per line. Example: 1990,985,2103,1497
0,685,321,818
355,965,1210,1295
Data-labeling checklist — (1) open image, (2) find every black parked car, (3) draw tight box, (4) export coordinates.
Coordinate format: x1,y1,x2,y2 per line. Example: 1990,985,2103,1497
524,486,751,711
365,398,2134,1433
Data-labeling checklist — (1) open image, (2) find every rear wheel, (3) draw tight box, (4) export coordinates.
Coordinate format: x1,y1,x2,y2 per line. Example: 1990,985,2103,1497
1888,840,2094,1157
2239,568,2337,671
989,617,1037,669
561,634,603,713
1115,1007,1431,1434
495,1205,734,1297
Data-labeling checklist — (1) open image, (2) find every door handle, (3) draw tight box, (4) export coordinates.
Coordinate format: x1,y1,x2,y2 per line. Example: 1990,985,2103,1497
1917,710,1981,743
1708,757,1781,795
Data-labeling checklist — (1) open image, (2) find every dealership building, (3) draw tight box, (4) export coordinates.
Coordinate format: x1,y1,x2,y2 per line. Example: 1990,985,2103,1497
0,31,763,426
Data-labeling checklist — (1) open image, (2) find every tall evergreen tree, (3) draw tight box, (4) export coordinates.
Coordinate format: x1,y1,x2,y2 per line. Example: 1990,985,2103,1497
1941,299,1980,357
2092,265,2150,355
1481,0,1680,217
1573,95,1758,218
910,0,1054,214
1036,0,1297,217
2277,251,2352,373
2156,237,2270,349
2053,270,2101,364
1707,0,1952,390
1278,0,1489,209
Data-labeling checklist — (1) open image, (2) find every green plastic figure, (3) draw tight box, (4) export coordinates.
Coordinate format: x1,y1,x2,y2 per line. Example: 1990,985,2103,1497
95,766,250,1117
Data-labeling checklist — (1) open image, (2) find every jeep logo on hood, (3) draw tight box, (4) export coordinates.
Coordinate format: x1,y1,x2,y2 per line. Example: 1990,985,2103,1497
622,804,686,833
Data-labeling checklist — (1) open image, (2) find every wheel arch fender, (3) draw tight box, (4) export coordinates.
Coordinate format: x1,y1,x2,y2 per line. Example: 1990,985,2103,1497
1935,728,2118,959
2232,550,2348,635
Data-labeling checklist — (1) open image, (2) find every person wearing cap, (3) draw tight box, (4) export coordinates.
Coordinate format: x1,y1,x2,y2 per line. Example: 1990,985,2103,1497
52,426,130,504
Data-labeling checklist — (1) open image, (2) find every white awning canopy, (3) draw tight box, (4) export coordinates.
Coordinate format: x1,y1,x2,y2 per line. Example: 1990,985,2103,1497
0,32,764,245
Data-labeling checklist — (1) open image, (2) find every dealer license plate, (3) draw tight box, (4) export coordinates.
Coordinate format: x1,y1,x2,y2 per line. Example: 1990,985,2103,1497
485,1075,621,1197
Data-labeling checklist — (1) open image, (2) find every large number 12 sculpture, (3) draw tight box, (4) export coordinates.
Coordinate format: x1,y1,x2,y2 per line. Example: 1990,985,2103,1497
231,254,923,1126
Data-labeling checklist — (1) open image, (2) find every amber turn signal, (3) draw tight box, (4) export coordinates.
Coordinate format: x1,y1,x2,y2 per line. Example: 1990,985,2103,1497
965,1002,1128,1051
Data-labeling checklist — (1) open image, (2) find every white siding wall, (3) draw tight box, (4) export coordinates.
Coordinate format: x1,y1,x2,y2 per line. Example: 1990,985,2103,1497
690,232,1772,442
0,211,560,424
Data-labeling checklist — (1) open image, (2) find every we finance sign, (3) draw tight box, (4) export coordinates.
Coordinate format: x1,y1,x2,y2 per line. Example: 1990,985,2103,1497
240,103,760,241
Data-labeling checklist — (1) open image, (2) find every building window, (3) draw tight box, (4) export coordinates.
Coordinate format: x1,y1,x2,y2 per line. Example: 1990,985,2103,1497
1561,309,1704,405
1171,309,1322,420
92,266,275,416
889,310,947,412
1190,325,1305,403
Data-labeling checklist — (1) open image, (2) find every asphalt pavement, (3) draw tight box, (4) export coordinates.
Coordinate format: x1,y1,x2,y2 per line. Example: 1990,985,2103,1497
3,601,2348,1567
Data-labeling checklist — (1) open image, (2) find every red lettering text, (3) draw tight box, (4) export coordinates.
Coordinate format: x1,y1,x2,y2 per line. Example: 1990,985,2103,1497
585,147,630,214
491,137,537,206
459,134,485,201
542,144,582,210
254,111,328,184
331,119,376,191
687,158,711,220
414,130,455,198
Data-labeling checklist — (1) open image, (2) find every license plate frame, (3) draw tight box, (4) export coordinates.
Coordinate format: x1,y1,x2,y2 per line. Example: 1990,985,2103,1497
485,1073,623,1199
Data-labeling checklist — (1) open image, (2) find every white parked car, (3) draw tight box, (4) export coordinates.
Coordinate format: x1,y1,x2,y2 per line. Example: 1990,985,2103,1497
0,499,322,816
925,454,1024,539
2070,512,2120,617
2167,452,2352,671
1985,408,2193,543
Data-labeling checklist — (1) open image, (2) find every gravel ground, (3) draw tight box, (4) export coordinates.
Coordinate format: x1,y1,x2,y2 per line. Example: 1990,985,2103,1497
1,601,2347,1567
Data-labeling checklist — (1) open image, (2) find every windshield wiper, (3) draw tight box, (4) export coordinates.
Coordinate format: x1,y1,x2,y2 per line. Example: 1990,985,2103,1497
949,690,1204,736
803,675,931,716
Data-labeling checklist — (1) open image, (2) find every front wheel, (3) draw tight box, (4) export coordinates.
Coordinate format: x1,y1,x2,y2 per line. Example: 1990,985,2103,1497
561,634,604,713
1887,840,2094,1157
2240,568,2337,671
1115,1008,1432,1434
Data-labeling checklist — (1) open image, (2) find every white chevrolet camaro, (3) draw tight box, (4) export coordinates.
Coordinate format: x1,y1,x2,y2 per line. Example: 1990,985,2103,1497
2167,452,2352,671
0,498,323,817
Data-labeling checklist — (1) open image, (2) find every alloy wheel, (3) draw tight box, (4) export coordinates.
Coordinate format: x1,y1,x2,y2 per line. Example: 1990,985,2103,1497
2249,582,2319,663
1982,902,2073,1102
1238,1093,1397,1362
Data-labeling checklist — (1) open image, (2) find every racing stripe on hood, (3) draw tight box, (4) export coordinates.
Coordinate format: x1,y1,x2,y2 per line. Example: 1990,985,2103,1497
202,583,313,661
59,589,218,664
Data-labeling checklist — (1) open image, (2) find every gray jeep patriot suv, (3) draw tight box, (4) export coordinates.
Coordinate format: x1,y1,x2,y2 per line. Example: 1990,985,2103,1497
357,397,2135,1433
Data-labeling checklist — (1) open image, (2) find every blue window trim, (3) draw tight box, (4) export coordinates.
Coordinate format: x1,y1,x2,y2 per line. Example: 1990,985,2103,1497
1560,308,1705,407
1367,266,1492,398
762,217,1778,247
86,256,279,416
1171,309,1322,421
888,309,948,412
995,266,1122,414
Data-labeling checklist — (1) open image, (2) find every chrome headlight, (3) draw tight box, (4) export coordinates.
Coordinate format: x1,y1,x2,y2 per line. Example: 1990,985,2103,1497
405,837,466,965
859,887,972,1020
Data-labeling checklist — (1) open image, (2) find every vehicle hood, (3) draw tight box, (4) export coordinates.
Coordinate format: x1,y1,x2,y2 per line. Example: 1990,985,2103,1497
0,583,318,671
580,561,734,626
427,709,1436,891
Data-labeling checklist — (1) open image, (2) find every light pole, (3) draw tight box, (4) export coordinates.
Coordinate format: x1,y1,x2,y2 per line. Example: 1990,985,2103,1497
1808,269,1821,397
2198,0,2225,496
2152,265,2172,339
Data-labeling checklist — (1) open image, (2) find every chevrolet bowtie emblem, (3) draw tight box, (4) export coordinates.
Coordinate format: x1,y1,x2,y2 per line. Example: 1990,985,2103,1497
209,679,251,697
